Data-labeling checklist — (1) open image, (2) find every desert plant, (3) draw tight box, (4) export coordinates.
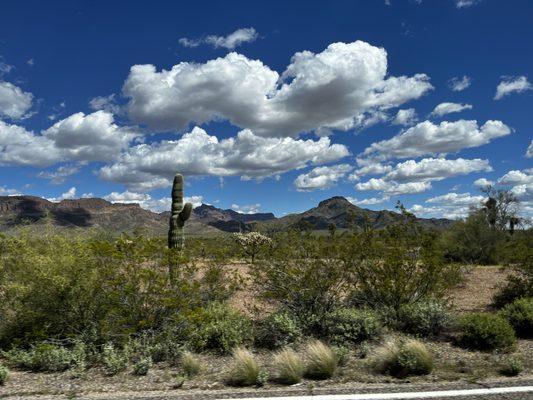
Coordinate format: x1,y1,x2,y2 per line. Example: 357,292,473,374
102,343,129,376
187,302,253,354
324,308,382,344
180,351,202,377
500,297,533,338
371,339,433,378
397,301,452,337
255,311,302,349
168,173,193,251
499,357,523,377
132,357,152,376
304,340,338,380
3,343,84,372
233,232,272,263
272,348,304,384
0,364,8,385
457,313,516,352
226,348,264,387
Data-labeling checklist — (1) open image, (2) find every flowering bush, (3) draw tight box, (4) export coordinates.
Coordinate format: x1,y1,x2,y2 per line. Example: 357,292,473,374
233,232,272,263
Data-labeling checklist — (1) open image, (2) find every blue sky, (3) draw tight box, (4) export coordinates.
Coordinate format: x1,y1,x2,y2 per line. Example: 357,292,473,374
0,0,531,219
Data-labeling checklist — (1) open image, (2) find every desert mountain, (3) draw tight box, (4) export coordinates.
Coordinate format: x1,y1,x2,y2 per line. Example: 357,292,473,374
0,195,452,235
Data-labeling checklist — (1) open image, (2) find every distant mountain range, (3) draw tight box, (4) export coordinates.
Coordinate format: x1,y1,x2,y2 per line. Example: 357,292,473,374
0,195,452,235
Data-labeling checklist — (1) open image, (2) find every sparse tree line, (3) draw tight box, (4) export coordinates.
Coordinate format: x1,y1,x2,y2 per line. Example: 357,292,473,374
0,189,530,386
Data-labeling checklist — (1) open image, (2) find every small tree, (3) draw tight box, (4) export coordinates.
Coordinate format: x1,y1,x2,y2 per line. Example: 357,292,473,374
233,232,272,263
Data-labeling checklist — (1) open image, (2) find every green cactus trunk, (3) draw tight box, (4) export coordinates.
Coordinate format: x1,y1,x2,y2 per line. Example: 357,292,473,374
168,174,192,250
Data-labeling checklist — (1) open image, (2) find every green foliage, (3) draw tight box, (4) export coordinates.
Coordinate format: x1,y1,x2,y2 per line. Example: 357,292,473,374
3,342,86,372
101,343,129,376
180,351,202,377
457,313,516,352
500,297,533,338
323,308,382,344
371,339,433,378
272,348,304,384
255,311,302,349
499,357,523,376
187,302,253,354
397,301,452,337
0,364,8,385
132,357,152,376
303,340,338,380
226,348,264,387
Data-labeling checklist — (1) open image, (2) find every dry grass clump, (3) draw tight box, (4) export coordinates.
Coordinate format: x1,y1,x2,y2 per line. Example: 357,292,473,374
272,348,304,384
303,340,338,380
370,338,433,378
180,351,202,377
226,347,264,386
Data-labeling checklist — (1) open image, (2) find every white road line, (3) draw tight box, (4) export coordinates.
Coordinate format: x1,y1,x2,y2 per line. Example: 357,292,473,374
216,386,533,400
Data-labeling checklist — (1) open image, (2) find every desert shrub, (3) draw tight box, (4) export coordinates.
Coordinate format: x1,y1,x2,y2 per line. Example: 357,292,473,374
457,313,516,351
397,301,452,337
331,345,350,366
101,343,129,376
187,302,253,354
370,339,433,378
272,348,304,384
304,340,338,380
180,351,202,377
499,357,523,376
3,343,86,372
226,348,264,387
500,298,533,338
233,232,272,263
251,231,349,333
345,219,462,312
255,311,302,349
0,364,8,385
323,308,382,344
132,357,152,376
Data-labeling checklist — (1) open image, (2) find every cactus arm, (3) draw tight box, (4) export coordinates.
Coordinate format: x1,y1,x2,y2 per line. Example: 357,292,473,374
168,174,192,250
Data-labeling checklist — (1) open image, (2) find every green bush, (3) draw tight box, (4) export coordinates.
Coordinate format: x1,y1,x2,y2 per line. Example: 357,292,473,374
0,364,8,385
132,357,152,376
457,313,516,351
255,311,302,349
180,351,202,377
272,348,304,384
304,340,338,380
500,298,533,338
102,343,129,376
371,339,433,378
3,343,86,372
187,303,253,354
397,301,452,337
499,357,523,377
324,308,382,344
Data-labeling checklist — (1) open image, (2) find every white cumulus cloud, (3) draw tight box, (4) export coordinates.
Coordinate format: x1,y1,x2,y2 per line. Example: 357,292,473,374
392,108,418,126
430,102,473,117
179,27,259,50
494,76,532,100
294,164,353,191
0,81,34,120
448,75,472,91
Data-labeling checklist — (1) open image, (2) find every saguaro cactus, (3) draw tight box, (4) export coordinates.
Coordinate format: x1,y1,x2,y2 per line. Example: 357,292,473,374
168,174,192,250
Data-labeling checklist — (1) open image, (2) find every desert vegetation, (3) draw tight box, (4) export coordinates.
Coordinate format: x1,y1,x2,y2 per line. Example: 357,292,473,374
0,187,530,395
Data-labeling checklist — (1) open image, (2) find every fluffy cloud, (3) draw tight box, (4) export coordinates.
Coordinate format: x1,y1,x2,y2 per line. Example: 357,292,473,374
473,177,494,187
361,120,510,161
527,140,533,158
103,190,203,212
455,0,481,8
0,186,21,196
37,164,81,184
494,76,532,100
383,158,492,183
347,196,389,206
0,81,33,120
356,178,432,195
47,187,77,202
123,41,433,136
88,94,123,115
430,102,473,117
0,111,138,166
392,108,418,126
231,203,261,214
179,27,259,50
498,169,533,186
410,192,485,220
294,164,352,191
448,75,471,91
99,127,349,191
